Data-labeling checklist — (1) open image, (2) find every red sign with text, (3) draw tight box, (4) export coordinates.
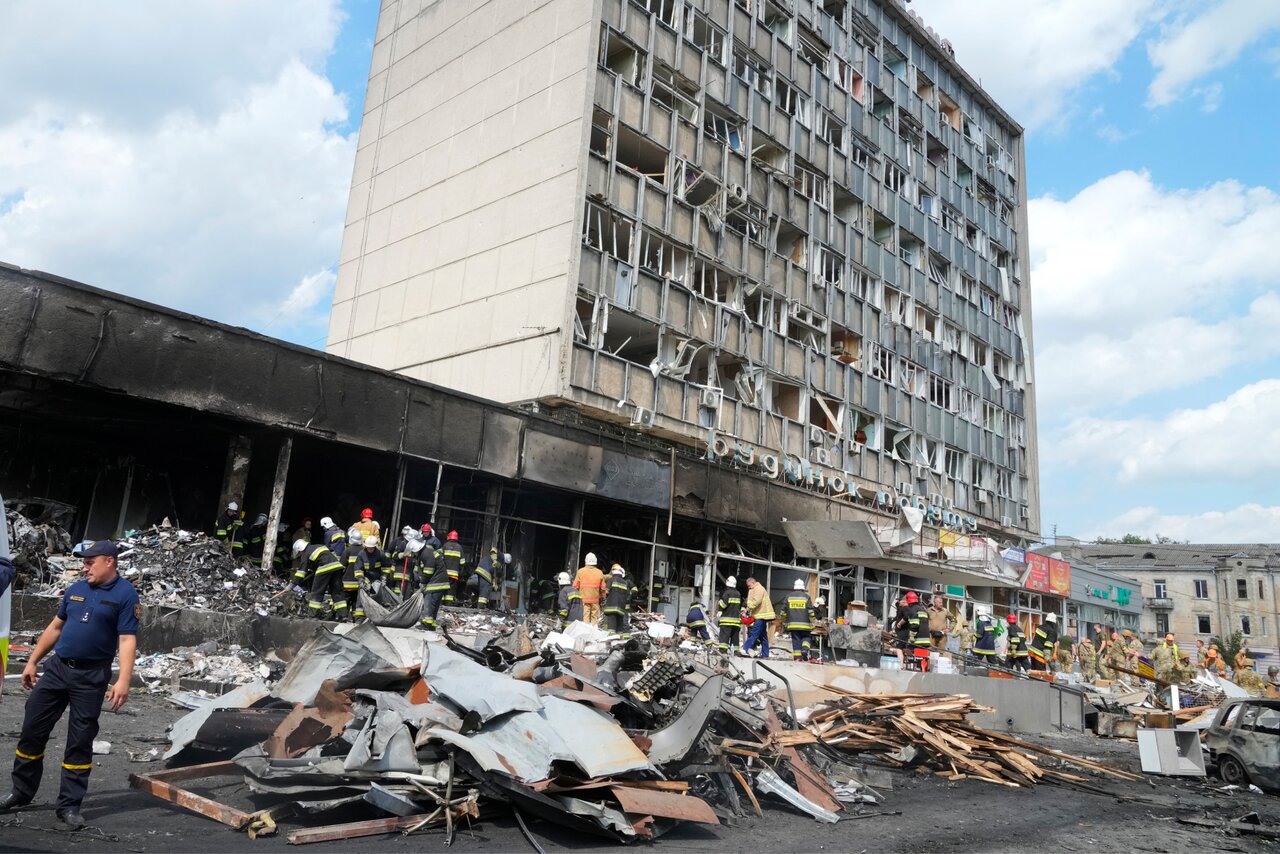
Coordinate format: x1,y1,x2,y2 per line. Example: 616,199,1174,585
1025,553,1050,592
1049,558,1071,596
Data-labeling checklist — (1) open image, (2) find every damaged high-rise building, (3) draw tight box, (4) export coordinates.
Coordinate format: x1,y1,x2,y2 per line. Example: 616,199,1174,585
328,0,1040,541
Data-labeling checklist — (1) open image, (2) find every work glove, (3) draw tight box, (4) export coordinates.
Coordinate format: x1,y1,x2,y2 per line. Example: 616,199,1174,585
292,585,304,594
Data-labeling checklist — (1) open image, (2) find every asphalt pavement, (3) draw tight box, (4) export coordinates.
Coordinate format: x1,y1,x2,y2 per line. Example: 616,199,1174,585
0,689,1275,853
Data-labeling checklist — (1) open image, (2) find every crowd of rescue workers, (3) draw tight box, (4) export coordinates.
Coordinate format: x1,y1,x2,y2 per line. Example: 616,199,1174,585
208,500,1252,681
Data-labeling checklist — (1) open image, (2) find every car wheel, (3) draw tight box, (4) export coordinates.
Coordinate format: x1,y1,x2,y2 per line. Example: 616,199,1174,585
1218,754,1249,787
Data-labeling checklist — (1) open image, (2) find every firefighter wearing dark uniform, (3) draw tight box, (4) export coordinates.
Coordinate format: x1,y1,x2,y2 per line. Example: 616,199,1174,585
214,501,243,555
556,572,582,623
686,599,710,644
902,591,930,670
355,537,390,602
386,531,417,597
340,535,373,619
537,576,558,613
604,565,632,634
781,581,816,660
2,541,139,829
971,607,997,663
271,523,290,574
419,540,450,630
716,577,742,653
1005,614,1029,671
1029,613,1059,671
320,517,347,560
294,540,344,618
440,531,466,605
474,548,501,608
245,513,268,566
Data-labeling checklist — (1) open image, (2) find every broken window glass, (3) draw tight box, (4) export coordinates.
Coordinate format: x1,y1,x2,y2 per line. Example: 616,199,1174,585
793,162,828,206
703,107,743,152
733,45,771,96
928,375,952,409
815,245,843,290
637,230,689,283
851,409,878,448
633,0,676,28
829,324,861,365
589,108,612,158
601,31,644,87
774,77,810,126
582,202,634,262
769,379,804,420
683,9,725,61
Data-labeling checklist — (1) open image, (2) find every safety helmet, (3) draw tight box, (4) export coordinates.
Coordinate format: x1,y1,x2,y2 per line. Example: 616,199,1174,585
793,579,806,591
1165,633,1175,642
1006,613,1017,624
447,530,459,541
974,603,992,617
364,535,379,547
320,516,334,529
904,591,919,604
361,507,373,519
815,596,826,606
502,553,512,564
557,571,571,585
254,513,268,526
347,526,362,541
490,546,499,555
584,552,598,566
725,576,737,587
1045,613,1057,623
227,501,239,512
407,539,425,554
420,523,434,536
292,539,308,556
611,564,625,575
277,522,288,532
402,526,414,537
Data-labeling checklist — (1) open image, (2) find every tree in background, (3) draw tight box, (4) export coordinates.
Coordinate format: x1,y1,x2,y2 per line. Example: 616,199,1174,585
1210,631,1246,671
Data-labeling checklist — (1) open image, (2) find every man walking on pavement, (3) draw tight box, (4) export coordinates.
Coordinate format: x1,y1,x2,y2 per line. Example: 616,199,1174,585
1,540,139,829
573,553,605,626
741,577,774,658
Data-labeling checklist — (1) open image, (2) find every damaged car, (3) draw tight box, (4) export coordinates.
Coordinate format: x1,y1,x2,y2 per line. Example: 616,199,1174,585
1204,699,1280,789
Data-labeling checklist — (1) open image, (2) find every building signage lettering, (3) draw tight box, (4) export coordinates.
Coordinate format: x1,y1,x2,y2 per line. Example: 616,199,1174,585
1085,584,1132,606
704,432,979,533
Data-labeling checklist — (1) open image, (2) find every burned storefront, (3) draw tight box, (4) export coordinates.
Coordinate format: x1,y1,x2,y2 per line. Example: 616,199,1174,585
0,264,1029,622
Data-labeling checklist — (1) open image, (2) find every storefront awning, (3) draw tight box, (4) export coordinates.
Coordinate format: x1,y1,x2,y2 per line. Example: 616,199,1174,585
782,520,1023,590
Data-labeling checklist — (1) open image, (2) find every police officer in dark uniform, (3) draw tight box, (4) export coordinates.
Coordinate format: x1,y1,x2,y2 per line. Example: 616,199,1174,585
1,540,139,829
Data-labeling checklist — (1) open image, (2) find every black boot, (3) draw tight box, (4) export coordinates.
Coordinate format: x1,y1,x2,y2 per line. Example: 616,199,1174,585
55,808,85,830
0,792,32,812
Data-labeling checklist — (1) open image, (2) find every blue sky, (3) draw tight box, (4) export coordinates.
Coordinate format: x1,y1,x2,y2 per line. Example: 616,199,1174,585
0,0,1277,543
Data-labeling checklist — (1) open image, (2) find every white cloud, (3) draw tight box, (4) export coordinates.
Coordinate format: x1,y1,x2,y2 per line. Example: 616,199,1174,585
1028,171,1280,410
1147,0,1280,106
1094,503,1280,543
911,0,1161,129
1050,380,1280,484
0,1,356,344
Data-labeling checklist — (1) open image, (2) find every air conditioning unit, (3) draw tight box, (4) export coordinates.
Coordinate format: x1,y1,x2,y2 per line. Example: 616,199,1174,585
630,407,655,429
928,492,942,506
942,497,955,509
1000,515,1013,527
728,183,748,205
897,481,913,496
808,425,826,444
810,448,832,466
985,155,996,169
974,488,988,503
1020,504,1031,521
700,388,723,409
913,464,927,478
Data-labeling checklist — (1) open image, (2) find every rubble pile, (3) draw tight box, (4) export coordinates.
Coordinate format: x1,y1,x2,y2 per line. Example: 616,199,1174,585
135,641,278,692
7,509,300,616
134,620,1140,846
5,504,74,585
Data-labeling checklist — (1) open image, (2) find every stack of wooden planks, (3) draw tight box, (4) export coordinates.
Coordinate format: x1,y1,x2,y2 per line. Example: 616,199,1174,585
772,688,1141,790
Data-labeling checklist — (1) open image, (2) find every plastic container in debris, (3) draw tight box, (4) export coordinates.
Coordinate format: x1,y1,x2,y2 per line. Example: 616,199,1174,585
879,655,901,670
933,656,954,675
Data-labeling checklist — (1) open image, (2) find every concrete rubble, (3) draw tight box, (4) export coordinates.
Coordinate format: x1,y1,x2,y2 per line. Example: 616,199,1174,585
133,621,1144,846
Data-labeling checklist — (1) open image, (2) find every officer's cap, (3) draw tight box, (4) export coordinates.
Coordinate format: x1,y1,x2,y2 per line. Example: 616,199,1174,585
79,540,121,558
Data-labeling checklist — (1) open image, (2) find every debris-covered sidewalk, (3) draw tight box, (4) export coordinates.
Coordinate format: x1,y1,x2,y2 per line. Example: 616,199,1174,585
100,616,1170,848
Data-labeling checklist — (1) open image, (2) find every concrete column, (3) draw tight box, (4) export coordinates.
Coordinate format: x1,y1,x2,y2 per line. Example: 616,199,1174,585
566,498,585,571
700,529,716,608
261,438,292,575
113,463,135,538
388,456,407,537
481,483,503,584
219,434,253,511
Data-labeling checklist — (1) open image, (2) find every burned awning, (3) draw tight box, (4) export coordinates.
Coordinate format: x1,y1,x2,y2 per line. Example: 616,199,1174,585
782,519,1021,589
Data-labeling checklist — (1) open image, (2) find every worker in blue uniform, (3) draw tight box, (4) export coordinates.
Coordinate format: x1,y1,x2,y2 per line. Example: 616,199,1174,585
1,540,139,830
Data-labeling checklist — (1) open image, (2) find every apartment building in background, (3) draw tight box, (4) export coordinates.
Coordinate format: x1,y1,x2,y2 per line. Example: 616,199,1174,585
1059,541,1280,666
329,0,1040,543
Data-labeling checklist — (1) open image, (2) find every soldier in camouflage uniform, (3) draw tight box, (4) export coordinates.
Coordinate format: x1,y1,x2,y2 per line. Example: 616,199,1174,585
1078,636,1098,682
1105,631,1128,680
954,619,975,658
1055,636,1075,672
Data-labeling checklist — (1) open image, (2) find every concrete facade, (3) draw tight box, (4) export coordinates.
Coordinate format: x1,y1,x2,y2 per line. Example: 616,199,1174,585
330,0,599,400
330,0,1040,545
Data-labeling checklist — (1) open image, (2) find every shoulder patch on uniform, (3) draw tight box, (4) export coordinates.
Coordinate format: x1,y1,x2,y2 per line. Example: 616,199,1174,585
70,595,86,602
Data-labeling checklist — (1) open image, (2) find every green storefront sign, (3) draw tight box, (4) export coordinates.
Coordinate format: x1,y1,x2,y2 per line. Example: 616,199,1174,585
1085,584,1131,606
946,585,966,598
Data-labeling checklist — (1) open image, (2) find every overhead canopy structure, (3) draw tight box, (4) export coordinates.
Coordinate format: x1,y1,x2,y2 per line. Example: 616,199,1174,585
782,520,1023,590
